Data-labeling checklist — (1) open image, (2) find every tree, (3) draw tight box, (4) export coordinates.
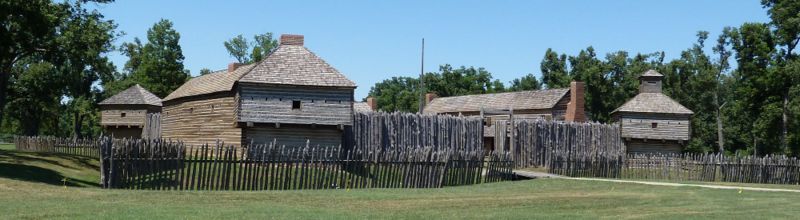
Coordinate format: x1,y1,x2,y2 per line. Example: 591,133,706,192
115,19,189,98
366,77,420,112
424,64,505,97
660,31,720,153
0,0,115,131
541,48,571,88
508,74,542,91
223,33,278,64
251,33,278,63
762,0,800,154
728,23,780,155
199,68,213,75
224,35,250,63
5,61,63,135
712,28,735,153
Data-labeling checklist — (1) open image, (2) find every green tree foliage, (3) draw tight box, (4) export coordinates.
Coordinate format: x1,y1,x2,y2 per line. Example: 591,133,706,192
223,33,278,64
109,19,189,98
423,64,505,97
762,0,800,155
508,74,542,91
199,68,213,75
727,23,780,155
224,35,250,63
251,33,278,63
366,77,421,112
540,48,571,88
0,0,116,138
660,32,721,152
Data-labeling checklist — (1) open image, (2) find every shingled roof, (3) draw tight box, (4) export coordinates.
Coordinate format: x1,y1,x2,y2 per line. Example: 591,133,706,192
640,69,664,77
423,88,570,114
163,63,257,102
612,93,693,115
99,84,162,106
238,37,356,88
353,102,374,112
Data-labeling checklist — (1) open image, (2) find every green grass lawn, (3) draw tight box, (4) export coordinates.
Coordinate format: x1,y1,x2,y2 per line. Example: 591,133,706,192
2,147,800,219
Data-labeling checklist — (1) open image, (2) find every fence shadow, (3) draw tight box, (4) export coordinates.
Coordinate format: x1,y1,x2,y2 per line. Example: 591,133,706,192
0,163,99,187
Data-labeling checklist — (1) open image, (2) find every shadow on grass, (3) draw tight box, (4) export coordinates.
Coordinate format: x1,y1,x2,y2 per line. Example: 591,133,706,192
0,163,99,187
0,149,99,170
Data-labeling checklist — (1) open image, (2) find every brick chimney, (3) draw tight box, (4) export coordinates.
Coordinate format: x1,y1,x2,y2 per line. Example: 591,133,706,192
425,93,438,104
366,97,377,110
228,62,243,73
565,81,586,122
280,34,304,46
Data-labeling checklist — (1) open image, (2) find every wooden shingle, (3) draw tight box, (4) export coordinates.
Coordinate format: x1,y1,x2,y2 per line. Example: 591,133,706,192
612,91,693,115
163,63,257,102
238,45,356,88
422,89,569,114
99,84,162,106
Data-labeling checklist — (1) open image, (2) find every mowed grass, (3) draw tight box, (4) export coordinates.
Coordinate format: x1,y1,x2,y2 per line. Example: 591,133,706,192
1,147,800,219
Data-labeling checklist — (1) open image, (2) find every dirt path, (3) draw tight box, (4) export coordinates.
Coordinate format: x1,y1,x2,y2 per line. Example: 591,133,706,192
514,170,800,193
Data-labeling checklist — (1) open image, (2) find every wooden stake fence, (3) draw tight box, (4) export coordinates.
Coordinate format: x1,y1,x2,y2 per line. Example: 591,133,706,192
13,136,100,158
346,112,484,152
549,151,800,185
511,120,624,168
100,138,515,190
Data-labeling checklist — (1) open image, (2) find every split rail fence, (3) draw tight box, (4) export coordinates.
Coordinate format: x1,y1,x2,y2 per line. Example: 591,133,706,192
99,139,514,190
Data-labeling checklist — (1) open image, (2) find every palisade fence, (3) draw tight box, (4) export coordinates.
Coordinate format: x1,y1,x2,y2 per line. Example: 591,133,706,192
142,113,161,140
13,136,100,158
550,152,800,184
99,138,515,190
345,112,484,152
510,120,625,168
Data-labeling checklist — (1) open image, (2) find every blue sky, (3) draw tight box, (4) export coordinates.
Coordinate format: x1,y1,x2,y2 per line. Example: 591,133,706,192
93,0,769,100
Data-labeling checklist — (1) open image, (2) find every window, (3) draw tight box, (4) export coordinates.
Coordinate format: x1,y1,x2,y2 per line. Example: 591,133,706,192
647,81,657,85
292,100,301,110
651,122,658,128
120,112,126,118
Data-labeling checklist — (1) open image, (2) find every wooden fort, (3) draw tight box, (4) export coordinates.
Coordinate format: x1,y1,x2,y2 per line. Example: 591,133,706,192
98,84,162,139
422,81,587,151
612,70,693,154
161,34,356,147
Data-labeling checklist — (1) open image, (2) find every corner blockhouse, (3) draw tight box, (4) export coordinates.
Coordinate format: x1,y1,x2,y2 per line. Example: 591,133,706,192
612,70,694,154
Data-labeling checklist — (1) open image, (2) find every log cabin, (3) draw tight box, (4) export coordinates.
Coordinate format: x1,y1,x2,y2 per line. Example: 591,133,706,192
99,84,162,139
161,34,356,147
611,70,693,154
422,81,587,151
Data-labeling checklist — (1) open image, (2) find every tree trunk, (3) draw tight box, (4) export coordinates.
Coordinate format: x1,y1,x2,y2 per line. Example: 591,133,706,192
0,68,9,128
782,91,789,153
715,94,724,153
73,111,83,139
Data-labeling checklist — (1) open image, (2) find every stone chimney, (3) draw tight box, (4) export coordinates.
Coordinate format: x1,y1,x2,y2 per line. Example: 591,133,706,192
366,97,377,110
228,62,243,73
280,34,304,46
425,93,438,104
565,81,586,122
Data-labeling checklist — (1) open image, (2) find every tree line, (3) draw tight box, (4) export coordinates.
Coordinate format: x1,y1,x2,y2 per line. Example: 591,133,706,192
0,0,276,139
1,1,797,156
368,0,800,156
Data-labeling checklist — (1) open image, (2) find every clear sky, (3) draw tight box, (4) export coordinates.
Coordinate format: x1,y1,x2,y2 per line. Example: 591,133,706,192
93,0,769,100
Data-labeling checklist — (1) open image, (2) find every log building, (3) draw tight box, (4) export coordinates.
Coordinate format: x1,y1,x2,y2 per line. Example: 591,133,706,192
161,34,356,147
99,84,162,139
612,70,693,154
422,81,587,150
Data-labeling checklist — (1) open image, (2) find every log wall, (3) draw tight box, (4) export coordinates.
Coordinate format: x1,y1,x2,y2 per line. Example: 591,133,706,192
161,93,242,146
